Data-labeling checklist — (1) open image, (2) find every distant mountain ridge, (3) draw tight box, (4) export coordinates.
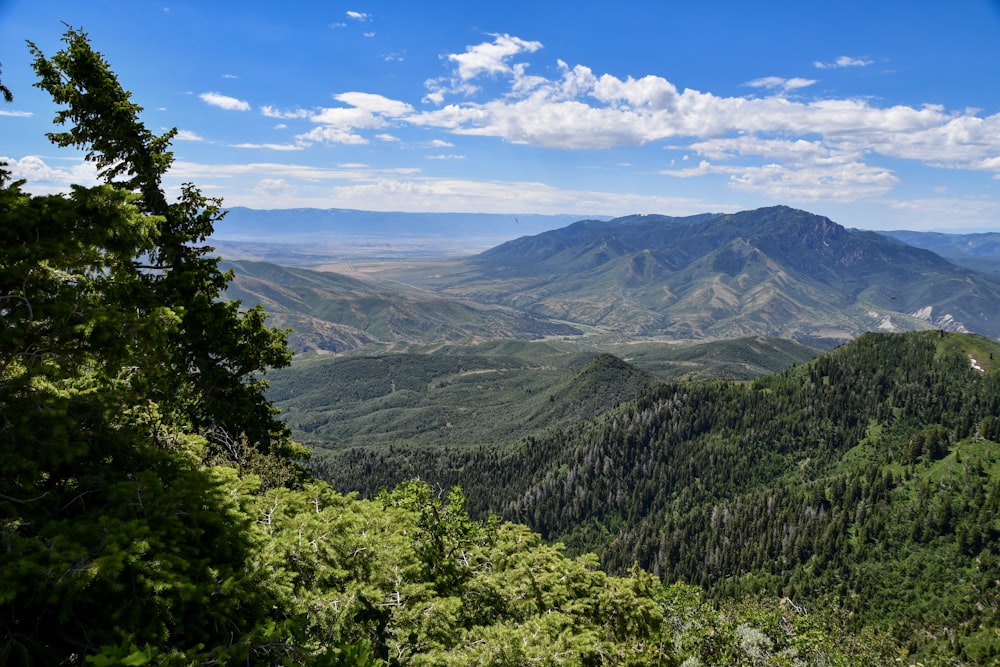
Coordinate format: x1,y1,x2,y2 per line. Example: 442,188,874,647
881,229,1000,275
223,260,581,352
379,206,1000,347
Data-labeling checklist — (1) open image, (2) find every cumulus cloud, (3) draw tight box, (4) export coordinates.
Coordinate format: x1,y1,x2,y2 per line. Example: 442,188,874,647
296,126,369,145
346,10,369,21
200,92,250,111
309,107,383,129
0,155,100,190
174,129,204,141
261,105,311,119
155,33,1000,211
334,92,413,116
254,178,293,199
399,34,1000,203
448,33,543,81
814,56,874,69
290,92,415,146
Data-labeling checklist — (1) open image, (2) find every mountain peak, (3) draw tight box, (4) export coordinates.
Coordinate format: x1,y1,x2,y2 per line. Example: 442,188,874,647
459,206,1000,345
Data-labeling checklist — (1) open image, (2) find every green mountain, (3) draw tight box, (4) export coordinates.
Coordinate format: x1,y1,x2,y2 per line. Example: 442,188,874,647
436,331,1000,661
287,330,1000,661
223,260,580,352
371,206,1000,347
268,337,818,458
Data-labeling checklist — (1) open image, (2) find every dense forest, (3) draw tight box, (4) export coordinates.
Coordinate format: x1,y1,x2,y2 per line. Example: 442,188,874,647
310,332,1000,663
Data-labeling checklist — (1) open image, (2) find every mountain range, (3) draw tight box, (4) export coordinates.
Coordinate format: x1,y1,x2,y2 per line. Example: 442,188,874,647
342,206,1000,348
881,229,1000,275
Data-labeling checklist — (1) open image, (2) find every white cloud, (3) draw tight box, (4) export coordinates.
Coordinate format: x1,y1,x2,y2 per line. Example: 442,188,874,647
403,40,1000,203
727,162,898,201
175,129,204,141
814,56,874,69
169,160,377,181
334,92,413,117
0,110,32,118
346,10,369,21
296,126,369,145
200,92,250,111
230,142,304,151
164,158,720,216
261,105,311,119
309,107,384,129
447,33,543,81
592,72,679,109
0,155,100,190
254,178,293,198
745,76,817,92
222,73,238,79
881,196,1000,230
145,33,1000,213
293,93,415,145
661,157,898,202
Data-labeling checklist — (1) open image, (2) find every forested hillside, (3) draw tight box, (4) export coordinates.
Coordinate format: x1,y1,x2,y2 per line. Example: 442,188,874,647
297,331,1000,662
268,336,818,458
449,331,1000,663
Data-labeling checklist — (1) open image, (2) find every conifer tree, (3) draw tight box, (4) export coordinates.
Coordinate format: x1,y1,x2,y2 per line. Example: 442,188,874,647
1,27,301,663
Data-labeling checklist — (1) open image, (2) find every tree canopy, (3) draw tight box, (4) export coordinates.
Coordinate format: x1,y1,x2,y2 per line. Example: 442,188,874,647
1,27,302,663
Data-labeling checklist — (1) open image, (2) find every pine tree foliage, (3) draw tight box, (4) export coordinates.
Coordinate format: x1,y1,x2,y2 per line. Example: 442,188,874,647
453,332,1000,662
305,332,1000,662
1,27,301,663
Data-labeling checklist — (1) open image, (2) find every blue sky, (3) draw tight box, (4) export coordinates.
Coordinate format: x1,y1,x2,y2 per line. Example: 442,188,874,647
3,1,1000,231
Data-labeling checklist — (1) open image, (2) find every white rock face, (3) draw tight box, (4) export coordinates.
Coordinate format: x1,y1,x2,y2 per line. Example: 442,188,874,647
877,316,902,332
909,306,969,333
